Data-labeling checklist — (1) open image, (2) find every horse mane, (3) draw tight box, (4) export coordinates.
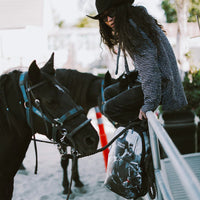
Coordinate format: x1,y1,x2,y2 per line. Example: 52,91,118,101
56,69,102,111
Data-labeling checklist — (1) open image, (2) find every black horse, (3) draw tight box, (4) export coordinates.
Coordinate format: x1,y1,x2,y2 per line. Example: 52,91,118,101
55,69,104,193
55,69,137,194
0,54,99,200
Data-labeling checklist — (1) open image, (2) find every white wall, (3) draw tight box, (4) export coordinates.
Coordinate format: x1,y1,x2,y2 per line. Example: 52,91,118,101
0,0,43,29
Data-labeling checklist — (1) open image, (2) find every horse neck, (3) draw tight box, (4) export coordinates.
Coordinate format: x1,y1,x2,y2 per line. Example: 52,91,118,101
86,78,102,109
57,69,102,113
68,72,102,113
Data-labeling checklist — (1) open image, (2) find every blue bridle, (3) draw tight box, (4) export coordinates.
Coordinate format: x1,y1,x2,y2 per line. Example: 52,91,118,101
19,72,50,126
19,72,91,144
100,79,105,113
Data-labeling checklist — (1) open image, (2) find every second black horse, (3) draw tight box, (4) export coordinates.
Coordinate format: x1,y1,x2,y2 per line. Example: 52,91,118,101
55,69,138,194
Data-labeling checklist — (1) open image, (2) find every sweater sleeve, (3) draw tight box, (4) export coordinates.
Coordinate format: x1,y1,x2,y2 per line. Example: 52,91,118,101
129,22,161,113
134,45,161,113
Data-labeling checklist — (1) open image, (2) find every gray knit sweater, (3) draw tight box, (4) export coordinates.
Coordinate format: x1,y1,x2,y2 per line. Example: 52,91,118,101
128,14,188,113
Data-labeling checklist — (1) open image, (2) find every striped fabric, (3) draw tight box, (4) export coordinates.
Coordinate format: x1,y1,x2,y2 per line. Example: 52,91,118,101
128,8,188,113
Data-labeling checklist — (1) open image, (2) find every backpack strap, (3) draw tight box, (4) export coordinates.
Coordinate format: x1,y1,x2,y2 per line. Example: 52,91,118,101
115,46,121,75
134,122,156,199
124,55,130,75
115,46,130,75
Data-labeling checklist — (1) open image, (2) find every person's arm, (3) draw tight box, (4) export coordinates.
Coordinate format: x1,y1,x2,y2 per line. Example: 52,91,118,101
133,39,161,121
129,19,161,119
135,43,161,116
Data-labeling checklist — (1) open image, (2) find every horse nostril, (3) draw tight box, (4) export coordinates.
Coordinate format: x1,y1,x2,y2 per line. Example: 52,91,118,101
84,136,95,146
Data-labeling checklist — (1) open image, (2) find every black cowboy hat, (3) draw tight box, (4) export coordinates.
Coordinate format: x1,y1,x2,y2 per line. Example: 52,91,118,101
87,0,135,20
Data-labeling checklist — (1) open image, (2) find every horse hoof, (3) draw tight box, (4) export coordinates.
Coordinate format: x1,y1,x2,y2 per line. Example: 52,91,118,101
75,181,84,188
19,164,26,170
63,189,72,194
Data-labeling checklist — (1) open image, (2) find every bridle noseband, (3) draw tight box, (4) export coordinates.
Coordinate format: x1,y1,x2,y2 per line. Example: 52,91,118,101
19,72,91,147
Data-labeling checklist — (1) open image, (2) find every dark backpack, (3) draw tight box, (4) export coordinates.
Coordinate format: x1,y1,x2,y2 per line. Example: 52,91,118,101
104,123,156,199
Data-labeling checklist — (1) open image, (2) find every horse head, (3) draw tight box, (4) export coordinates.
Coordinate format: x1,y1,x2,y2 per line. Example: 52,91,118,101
97,70,139,113
23,53,99,155
104,70,139,90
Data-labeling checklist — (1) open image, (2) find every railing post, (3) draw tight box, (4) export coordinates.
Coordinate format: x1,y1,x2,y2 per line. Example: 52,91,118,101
148,124,161,171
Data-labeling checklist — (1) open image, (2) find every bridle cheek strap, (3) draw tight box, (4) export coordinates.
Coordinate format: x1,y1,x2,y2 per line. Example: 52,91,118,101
19,72,51,129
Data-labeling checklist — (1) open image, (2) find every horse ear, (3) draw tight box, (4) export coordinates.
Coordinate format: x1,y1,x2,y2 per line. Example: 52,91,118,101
28,60,41,83
104,71,112,88
41,52,55,75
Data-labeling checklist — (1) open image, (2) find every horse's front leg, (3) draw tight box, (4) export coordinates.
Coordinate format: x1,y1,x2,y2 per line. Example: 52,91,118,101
72,157,84,187
19,162,26,170
61,156,71,194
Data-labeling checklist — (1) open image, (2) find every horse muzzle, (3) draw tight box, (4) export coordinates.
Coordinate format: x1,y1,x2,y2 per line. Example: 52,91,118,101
58,122,99,155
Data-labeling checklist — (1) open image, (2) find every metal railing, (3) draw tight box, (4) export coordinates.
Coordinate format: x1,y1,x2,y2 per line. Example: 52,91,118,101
146,111,200,200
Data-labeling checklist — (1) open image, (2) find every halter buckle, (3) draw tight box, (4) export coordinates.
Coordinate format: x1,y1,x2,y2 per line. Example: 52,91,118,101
60,135,67,144
60,128,68,144
24,101,30,108
53,118,63,127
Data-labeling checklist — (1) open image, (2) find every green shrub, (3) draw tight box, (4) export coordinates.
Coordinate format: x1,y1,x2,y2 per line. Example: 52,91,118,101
183,66,200,117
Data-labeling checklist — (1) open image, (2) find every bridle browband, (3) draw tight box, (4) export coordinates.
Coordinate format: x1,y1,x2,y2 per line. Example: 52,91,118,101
19,72,91,146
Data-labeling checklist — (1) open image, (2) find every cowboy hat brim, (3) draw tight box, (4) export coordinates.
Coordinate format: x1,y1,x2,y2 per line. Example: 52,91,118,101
86,14,101,20
87,0,135,20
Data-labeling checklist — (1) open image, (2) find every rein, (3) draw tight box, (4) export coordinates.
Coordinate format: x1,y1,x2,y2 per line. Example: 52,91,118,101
80,120,140,158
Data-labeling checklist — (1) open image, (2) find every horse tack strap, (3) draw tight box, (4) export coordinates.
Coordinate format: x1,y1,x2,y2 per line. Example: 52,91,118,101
101,80,105,103
59,106,83,122
51,106,84,141
100,80,105,112
69,119,91,137
31,106,51,123
19,72,50,127
19,72,31,125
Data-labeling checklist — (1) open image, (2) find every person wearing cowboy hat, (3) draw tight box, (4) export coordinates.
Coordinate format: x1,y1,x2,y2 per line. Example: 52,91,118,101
88,0,187,124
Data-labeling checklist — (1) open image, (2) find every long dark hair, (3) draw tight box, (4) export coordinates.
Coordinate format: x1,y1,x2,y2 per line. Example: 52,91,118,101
99,4,164,56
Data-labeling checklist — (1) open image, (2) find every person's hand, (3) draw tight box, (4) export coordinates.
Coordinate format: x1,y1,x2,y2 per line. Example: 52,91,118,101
138,109,147,120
